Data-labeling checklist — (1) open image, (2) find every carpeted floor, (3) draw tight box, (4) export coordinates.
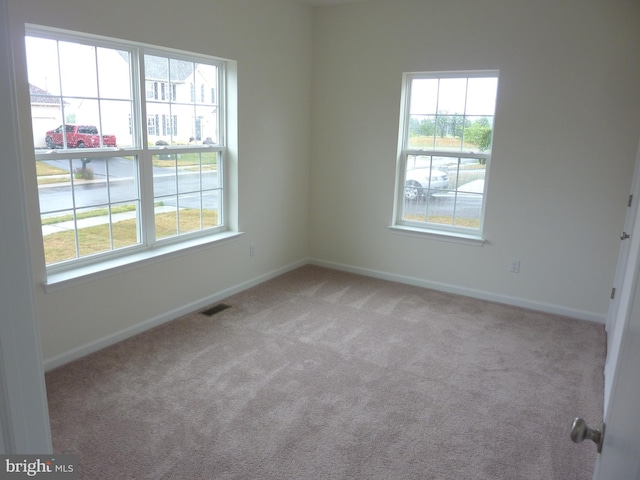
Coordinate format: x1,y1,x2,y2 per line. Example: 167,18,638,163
45,265,606,479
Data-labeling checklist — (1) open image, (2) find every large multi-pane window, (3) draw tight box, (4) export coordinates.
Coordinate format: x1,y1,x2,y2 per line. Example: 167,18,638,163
25,26,228,270
395,71,499,237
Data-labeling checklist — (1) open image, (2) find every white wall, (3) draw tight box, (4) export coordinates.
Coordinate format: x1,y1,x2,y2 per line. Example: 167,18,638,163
309,0,640,320
7,0,640,366
7,0,312,363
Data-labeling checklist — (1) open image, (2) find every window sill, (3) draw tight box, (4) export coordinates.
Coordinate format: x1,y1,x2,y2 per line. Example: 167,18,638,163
44,231,244,293
388,225,485,246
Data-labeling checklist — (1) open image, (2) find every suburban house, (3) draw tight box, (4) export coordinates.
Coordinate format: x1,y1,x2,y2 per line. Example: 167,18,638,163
1,0,640,476
29,84,63,148
27,44,218,148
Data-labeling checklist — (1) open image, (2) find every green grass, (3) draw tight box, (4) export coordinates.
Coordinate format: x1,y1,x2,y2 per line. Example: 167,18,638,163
43,209,219,265
408,134,486,152
403,213,480,229
42,204,138,226
152,152,219,169
36,161,70,185
36,161,68,176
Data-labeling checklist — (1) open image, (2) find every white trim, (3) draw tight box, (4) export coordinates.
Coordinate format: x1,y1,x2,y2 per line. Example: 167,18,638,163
43,258,307,371
388,224,485,246
308,258,606,324
0,3,52,453
43,255,606,372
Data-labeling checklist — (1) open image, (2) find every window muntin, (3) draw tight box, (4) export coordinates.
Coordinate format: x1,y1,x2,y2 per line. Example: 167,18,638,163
396,71,498,235
152,151,222,240
26,36,135,150
39,155,141,265
145,55,220,146
26,26,229,270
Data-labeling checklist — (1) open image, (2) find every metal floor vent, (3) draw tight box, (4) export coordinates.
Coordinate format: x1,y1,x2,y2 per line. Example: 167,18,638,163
201,303,232,317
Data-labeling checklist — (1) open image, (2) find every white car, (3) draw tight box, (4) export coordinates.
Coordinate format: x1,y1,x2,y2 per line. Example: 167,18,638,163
404,168,449,200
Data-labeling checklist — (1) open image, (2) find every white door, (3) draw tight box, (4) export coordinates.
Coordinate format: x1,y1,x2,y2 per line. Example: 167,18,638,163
603,140,640,411
591,142,640,478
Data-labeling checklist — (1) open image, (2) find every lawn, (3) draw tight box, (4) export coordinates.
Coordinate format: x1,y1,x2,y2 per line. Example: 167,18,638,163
403,213,480,229
43,209,219,265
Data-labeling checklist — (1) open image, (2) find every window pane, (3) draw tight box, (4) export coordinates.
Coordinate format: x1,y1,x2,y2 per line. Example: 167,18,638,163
462,116,494,152
170,59,194,90
195,63,217,105
202,191,220,228
437,78,466,114
410,79,438,114
27,38,134,151
147,103,172,145
146,56,221,147
201,151,220,189
153,151,222,240
97,47,131,100
434,114,464,151
408,115,435,150
402,155,486,230
403,155,449,203
26,37,61,96
178,153,200,194
145,55,169,84
465,77,498,116
42,209,78,265
111,202,141,248
178,195,201,234
101,100,133,148
155,203,178,240
59,41,98,98
37,155,141,265
153,153,178,196
106,156,138,202
195,105,218,144
172,104,195,145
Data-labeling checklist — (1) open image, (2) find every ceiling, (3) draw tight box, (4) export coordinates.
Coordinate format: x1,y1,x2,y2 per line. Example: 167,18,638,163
295,0,376,5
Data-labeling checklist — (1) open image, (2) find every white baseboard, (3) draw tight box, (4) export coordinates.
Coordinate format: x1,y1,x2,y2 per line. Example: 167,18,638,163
308,258,606,325
43,259,307,371
44,256,605,371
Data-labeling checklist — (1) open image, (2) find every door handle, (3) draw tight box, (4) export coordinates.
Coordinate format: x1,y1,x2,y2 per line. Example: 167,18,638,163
570,418,605,453
621,232,631,240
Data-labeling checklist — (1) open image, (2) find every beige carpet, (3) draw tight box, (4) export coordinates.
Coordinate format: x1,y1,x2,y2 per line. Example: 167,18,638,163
45,265,605,479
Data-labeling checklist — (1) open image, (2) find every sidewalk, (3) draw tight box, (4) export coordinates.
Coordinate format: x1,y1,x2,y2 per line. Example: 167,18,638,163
42,206,176,236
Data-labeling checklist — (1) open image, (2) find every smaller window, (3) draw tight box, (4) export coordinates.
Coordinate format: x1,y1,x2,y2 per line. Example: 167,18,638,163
147,116,157,136
394,71,498,238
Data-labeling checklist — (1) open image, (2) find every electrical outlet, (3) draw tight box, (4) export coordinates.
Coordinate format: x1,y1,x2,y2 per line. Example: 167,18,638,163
249,243,257,257
510,259,520,273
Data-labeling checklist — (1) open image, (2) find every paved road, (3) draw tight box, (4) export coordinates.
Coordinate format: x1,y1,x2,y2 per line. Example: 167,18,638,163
403,191,484,222
38,157,220,215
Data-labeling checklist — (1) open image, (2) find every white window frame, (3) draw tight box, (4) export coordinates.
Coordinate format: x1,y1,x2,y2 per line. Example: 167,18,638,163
25,25,240,289
391,70,499,245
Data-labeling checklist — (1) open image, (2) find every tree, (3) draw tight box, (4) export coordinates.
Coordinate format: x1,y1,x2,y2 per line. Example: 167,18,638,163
464,117,492,152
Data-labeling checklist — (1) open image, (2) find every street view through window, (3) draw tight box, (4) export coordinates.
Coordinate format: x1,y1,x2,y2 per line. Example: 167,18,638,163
26,28,225,267
397,72,498,234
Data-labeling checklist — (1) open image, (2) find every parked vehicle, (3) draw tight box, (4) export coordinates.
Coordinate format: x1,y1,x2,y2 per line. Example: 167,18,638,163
45,124,117,149
404,167,449,200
